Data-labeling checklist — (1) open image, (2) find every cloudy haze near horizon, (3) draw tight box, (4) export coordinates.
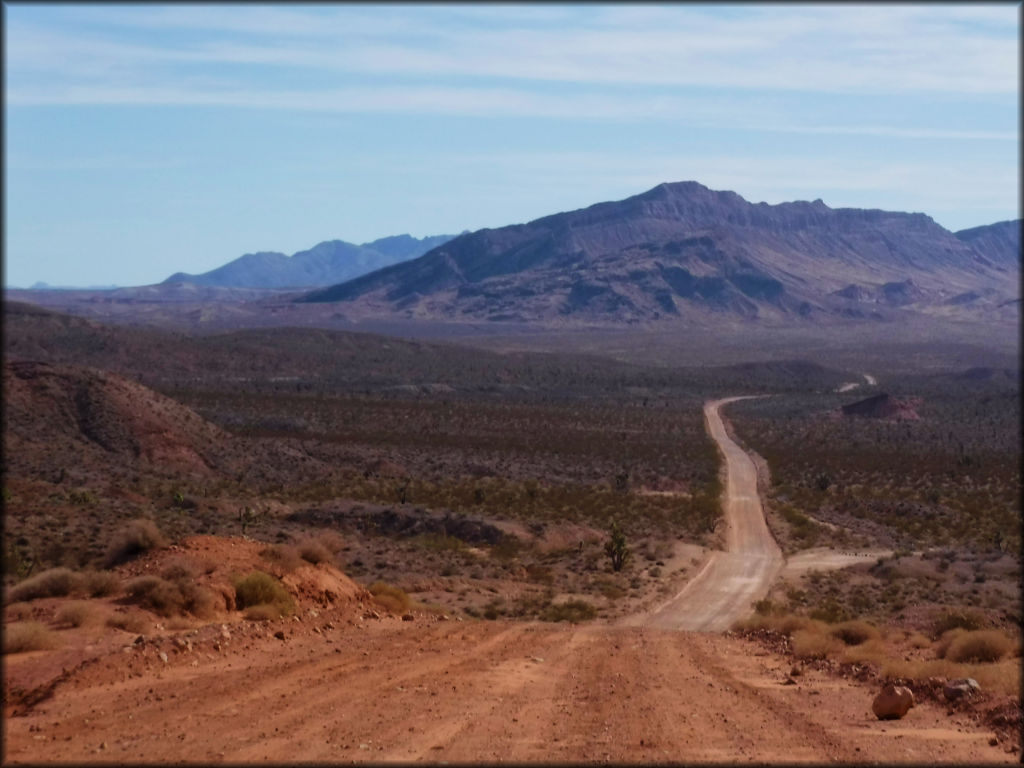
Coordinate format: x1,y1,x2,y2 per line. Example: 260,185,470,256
4,3,1019,288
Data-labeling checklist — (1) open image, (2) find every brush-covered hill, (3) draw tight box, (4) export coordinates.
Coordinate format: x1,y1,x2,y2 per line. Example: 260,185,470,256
297,182,1018,324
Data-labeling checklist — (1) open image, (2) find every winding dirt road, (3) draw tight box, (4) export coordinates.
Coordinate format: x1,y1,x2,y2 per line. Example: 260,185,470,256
637,397,783,631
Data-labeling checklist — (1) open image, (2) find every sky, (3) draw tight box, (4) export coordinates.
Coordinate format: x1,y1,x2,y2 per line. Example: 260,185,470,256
3,3,1020,288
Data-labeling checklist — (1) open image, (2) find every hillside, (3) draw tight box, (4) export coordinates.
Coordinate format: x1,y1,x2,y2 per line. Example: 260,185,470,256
163,233,456,289
298,182,1018,323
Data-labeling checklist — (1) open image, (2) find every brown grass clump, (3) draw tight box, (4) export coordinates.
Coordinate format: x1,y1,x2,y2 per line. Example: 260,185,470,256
104,519,166,568
540,599,597,623
838,638,889,665
106,611,151,634
260,544,304,574
733,613,821,637
5,602,33,622
963,659,1022,697
160,557,201,582
4,621,61,653
7,567,83,602
54,600,101,628
907,631,931,649
81,570,120,598
125,575,185,617
880,658,964,682
829,620,880,646
945,629,1015,663
234,571,295,617
369,582,412,614
935,628,968,659
314,530,346,555
791,628,843,659
296,538,332,565
243,604,282,621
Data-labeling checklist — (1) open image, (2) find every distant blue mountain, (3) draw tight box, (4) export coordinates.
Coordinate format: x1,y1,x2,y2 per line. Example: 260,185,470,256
163,233,457,289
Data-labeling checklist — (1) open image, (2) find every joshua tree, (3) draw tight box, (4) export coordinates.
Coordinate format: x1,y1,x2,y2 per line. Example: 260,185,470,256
605,520,630,572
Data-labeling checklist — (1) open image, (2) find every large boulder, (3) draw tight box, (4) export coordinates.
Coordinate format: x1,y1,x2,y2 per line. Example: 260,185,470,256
943,678,981,701
872,684,915,720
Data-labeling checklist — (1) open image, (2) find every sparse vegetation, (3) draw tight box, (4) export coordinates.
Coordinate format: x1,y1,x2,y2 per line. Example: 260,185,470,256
8,567,82,602
369,582,412,614
104,519,166,568
4,621,61,653
944,629,1015,663
54,600,100,628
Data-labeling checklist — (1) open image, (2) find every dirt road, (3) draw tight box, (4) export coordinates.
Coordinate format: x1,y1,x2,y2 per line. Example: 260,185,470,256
636,397,783,631
3,615,1010,764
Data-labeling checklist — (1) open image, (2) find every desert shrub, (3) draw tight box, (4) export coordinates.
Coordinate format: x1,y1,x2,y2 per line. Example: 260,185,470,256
260,544,303,574
881,658,964,682
838,638,889,665
540,599,597,623
81,570,120,598
935,628,968,659
104,519,166,568
179,581,218,619
932,608,985,638
945,630,1015,663
106,611,151,634
5,602,33,622
243,603,282,621
829,620,880,646
907,632,931,649
369,582,411,614
4,621,61,653
596,580,626,599
125,575,185,617
8,567,83,602
315,530,346,555
296,538,332,565
160,557,201,582
54,600,100,628
234,571,295,617
963,659,1022,697
808,598,850,624
791,628,843,659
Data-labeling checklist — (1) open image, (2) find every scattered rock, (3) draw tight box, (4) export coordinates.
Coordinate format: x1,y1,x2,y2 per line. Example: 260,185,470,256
872,684,915,720
783,677,797,686
158,652,168,664
364,610,381,620
401,614,414,622
989,737,999,746
790,665,802,677
944,678,980,701
274,630,286,640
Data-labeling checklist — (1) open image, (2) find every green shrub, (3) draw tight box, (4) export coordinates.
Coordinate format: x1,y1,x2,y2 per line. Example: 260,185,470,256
369,582,411,614
8,568,83,602
234,571,295,617
4,621,61,653
104,519,166,568
945,630,1015,663
540,599,597,623
829,620,880,646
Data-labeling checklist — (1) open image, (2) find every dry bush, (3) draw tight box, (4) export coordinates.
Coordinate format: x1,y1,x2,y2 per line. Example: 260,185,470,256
260,544,303,574
179,581,218,619
791,628,843,659
839,638,890,665
8,567,83,602
81,570,120,598
4,621,61,653
935,628,968,659
963,659,1021,697
104,519,166,568
160,557,201,582
829,620,880,646
734,613,820,636
314,530,345,555
106,611,151,634
907,632,931,649
125,575,185,617
234,571,295,617
932,608,986,638
369,582,412,614
880,658,964,681
54,600,100,628
296,538,332,565
945,630,1015,663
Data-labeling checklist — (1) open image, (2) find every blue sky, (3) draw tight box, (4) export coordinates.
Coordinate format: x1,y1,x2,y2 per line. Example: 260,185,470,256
4,3,1020,288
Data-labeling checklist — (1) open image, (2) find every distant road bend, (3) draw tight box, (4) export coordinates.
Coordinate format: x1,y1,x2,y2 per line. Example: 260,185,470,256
641,397,783,632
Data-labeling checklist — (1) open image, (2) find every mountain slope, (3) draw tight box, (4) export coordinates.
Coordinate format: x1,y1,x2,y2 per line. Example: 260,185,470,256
298,182,1017,324
955,219,1021,269
164,234,457,289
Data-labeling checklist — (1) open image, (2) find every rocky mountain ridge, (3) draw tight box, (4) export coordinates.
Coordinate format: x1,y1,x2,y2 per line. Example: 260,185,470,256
298,182,1018,324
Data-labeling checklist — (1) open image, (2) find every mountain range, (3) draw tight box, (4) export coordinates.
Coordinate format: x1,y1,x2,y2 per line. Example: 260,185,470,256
163,233,457,289
297,181,1019,324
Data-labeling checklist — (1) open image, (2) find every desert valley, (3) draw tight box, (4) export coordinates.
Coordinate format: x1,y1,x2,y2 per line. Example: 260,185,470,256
2,178,1021,763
